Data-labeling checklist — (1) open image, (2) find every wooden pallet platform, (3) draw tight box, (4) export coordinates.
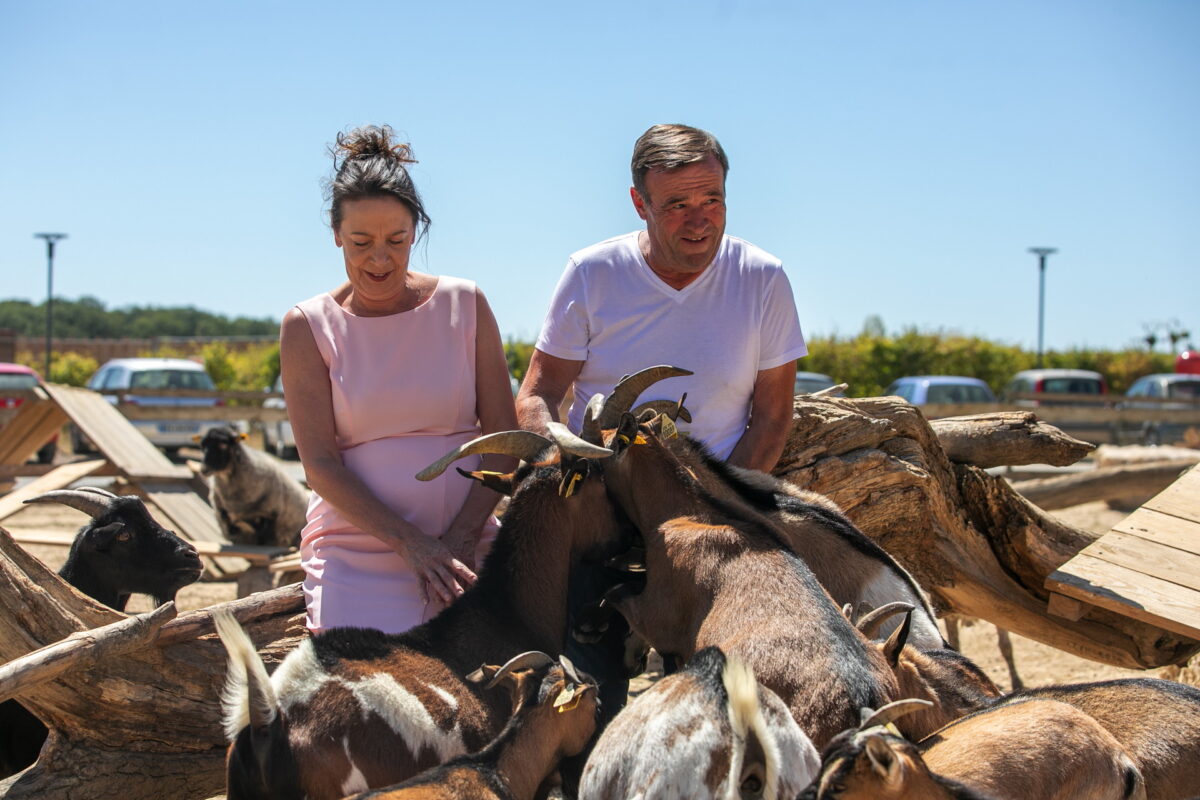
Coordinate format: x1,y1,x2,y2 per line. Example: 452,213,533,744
1046,462,1200,640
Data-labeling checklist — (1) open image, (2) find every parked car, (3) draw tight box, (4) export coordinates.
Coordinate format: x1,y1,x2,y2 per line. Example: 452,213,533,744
76,358,226,454
0,362,57,463
1118,373,1200,445
794,371,838,395
1002,368,1108,406
884,375,997,406
262,374,296,459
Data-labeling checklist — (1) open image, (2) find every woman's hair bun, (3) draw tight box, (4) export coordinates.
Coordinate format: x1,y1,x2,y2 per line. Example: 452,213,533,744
333,124,417,169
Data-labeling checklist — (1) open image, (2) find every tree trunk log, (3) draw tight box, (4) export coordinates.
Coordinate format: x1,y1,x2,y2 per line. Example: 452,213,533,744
928,411,1096,468
1010,461,1194,511
775,396,1199,670
0,526,305,800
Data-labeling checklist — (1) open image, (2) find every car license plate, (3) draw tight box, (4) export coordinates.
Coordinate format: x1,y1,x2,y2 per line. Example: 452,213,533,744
159,423,201,433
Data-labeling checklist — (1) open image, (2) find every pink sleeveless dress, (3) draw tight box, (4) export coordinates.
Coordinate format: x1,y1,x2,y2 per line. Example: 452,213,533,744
295,276,498,634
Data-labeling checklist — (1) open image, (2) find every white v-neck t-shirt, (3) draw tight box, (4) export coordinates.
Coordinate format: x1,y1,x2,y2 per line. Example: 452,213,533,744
535,231,807,459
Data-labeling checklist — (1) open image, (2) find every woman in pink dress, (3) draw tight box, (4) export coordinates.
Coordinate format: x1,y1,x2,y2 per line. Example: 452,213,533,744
280,125,517,634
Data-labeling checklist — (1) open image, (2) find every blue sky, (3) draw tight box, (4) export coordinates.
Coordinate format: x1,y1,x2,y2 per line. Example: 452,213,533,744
2,0,1197,353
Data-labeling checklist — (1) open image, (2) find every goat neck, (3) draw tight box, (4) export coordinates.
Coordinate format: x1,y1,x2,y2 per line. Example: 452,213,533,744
599,416,711,532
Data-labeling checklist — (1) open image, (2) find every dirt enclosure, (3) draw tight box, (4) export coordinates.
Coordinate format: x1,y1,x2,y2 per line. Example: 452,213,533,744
2,495,1192,798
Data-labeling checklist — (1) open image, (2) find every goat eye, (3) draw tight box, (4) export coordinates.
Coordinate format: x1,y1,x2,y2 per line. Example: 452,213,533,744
117,531,133,543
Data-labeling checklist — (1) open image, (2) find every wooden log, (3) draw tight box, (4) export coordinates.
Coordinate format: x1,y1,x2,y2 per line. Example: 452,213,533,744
0,527,306,799
1011,461,1193,511
929,411,1096,468
775,395,1199,670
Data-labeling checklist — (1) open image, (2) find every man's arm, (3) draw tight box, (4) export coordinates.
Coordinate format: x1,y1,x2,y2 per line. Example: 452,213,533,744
516,348,585,435
725,361,797,472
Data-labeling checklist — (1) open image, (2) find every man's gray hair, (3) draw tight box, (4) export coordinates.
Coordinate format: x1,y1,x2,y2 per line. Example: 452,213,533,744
631,124,729,199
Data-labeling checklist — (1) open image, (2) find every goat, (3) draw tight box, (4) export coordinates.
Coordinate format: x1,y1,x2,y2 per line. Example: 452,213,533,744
214,426,634,800
801,698,1147,800
577,372,944,652
593,410,902,748
1,487,202,779
334,651,598,800
197,426,308,548
579,645,819,800
860,602,1200,798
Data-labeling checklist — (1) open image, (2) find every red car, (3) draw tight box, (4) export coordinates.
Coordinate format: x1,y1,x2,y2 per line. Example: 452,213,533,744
0,362,57,463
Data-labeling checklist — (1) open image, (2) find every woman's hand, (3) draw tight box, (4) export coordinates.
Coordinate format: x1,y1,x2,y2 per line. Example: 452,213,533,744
440,522,482,573
393,530,478,606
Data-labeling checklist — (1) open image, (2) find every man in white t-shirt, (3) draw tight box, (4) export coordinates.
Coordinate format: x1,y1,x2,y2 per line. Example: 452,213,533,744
517,123,807,470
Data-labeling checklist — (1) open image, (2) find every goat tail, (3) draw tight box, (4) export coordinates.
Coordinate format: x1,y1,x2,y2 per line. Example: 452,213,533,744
212,609,280,742
723,656,780,800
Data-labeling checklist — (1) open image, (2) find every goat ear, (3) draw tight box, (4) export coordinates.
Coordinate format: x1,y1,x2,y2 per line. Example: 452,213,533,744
83,522,125,552
610,413,641,456
882,609,914,667
456,468,515,495
238,432,248,441
466,664,501,685
864,735,902,782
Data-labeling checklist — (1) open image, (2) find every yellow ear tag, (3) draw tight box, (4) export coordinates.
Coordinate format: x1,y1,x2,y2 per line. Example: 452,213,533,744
477,470,505,477
559,471,582,498
554,685,579,711
633,434,648,445
659,416,679,440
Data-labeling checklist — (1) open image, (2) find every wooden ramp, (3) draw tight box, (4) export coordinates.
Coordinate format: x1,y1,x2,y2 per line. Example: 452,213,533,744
0,383,243,577
1046,462,1200,640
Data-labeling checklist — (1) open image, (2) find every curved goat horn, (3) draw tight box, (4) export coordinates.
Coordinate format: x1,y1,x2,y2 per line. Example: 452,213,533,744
579,393,607,444
858,698,933,731
632,397,693,424
558,654,585,685
23,487,120,518
546,422,613,459
417,431,553,481
595,366,693,430
856,602,916,639
485,650,555,689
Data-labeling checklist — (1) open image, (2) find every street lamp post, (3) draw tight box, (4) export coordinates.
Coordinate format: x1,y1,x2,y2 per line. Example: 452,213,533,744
1029,247,1057,368
34,233,68,378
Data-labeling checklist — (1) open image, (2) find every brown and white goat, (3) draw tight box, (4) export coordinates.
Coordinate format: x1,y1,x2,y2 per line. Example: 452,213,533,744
862,602,1200,798
578,371,944,652
340,652,599,800
579,646,819,800
595,413,902,748
214,428,631,800
801,698,1147,800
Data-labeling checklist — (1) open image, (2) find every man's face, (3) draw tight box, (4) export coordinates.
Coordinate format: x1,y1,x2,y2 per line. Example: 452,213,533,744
631,154,727,281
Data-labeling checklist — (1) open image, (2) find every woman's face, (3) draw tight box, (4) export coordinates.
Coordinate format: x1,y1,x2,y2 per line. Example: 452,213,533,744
334,196,416,310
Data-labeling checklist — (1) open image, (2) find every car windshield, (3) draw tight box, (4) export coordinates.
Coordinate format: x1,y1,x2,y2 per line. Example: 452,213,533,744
926,384,993,404
0,374,38,391
129,369,215,391
1042,378,1101,394
1168,381,1200,400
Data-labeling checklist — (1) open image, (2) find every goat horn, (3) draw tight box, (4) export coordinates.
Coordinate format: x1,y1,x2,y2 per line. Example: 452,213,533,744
546,422,613,459
558,654,585,685
579,393,606,444
633,397,693,424
856,602,916,639
859,699,933,731
485,650,555,689
595,366,693,430
23,488,120,518
417,431,554,481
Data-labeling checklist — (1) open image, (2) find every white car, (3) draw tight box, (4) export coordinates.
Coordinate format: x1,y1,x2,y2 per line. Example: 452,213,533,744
262,375,296,459
77,358,227,454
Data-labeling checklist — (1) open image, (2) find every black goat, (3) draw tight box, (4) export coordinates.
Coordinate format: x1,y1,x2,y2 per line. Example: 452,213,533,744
0,487,203,779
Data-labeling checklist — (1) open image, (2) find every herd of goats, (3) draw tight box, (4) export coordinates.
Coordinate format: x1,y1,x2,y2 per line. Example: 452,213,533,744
4,365,1200,800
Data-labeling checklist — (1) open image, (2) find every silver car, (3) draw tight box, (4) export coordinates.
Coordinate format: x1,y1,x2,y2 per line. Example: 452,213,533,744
77,358,227,454
1119,373,1200,445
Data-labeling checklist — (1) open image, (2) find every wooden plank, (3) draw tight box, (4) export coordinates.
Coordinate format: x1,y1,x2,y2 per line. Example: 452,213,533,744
41,384,190,480
1047,592,1089,621
0,393,68,465
1076,529,1200,594
1143,464,1200,524
0,460,107,522
1046,554,1200,640
1113,508,1200,558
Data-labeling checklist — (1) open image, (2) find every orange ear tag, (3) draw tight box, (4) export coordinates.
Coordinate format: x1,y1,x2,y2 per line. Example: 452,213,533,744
633,434,648,445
